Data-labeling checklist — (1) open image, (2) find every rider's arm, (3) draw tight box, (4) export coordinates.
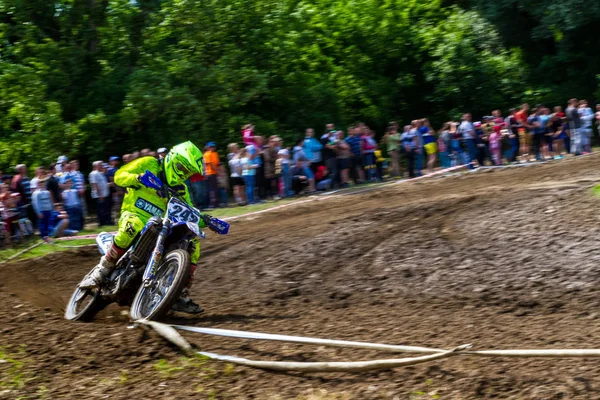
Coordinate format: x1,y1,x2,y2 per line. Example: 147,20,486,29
114,157,157,188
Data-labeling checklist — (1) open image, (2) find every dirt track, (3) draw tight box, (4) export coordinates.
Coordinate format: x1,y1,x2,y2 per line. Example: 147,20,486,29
4,156,600,399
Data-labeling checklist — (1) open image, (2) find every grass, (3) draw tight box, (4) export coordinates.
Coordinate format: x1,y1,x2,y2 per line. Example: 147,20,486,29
153,355,212,379
0,346,35,394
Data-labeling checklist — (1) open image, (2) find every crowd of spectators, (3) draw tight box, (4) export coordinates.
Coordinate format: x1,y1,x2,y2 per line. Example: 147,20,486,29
1,99,599,248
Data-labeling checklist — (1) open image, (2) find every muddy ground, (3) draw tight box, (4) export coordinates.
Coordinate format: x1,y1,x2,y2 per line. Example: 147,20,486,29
3,155,600,399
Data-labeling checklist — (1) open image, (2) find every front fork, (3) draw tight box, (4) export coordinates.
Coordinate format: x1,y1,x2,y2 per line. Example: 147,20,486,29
142,219,171,286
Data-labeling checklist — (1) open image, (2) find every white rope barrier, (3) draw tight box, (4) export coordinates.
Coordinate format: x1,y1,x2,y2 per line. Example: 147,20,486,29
138,321,600,373
171,324,445,353
195,347,470,373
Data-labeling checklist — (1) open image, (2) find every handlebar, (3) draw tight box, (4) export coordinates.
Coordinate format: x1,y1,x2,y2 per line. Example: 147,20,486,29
140,170,230,235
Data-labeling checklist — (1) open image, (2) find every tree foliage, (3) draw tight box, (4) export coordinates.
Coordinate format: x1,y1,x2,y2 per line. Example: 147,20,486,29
0,0,593,170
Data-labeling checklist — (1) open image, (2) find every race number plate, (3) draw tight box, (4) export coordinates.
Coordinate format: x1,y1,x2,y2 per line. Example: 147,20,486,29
167,197,201,224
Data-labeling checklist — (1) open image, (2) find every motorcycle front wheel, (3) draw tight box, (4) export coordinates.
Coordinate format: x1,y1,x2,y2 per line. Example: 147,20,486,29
129,249,190,321
65,285,106,322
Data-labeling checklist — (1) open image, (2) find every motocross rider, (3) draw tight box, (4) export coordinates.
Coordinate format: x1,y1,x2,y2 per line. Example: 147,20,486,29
79,141,209,313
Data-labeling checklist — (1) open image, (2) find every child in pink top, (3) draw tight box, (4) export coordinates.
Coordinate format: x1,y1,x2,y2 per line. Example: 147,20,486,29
489,125,502,166
242,124,256,146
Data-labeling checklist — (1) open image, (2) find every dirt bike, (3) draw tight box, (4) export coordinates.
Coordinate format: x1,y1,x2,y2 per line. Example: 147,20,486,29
65,170,229,322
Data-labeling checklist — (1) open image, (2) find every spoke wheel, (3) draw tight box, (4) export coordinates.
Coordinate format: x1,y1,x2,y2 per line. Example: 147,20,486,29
130,250,190,321
65,285,105,321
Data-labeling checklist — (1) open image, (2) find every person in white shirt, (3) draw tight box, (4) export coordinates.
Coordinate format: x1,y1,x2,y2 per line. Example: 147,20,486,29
29,166,46,193
228,143,246,205
31,180,54,242
89,161,110,227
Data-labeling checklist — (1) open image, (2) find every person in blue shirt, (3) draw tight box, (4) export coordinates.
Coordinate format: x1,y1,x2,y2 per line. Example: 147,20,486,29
458,113,476,168
400,125,418,178
345,126,365,184
302,128,323,172
528,108,545,160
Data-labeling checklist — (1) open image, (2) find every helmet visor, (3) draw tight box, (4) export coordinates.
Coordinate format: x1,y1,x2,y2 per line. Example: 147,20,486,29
176,162,193,179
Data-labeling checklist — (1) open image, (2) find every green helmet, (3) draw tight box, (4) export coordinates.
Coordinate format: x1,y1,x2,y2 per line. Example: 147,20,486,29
163,141,204,186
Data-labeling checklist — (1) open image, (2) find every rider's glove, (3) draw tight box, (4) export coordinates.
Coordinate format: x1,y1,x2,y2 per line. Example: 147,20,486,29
201,214,218,232
201,214,230,235
138,171,168,198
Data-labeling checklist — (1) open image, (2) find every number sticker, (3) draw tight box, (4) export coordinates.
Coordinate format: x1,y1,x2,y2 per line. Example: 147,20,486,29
167,198,200,224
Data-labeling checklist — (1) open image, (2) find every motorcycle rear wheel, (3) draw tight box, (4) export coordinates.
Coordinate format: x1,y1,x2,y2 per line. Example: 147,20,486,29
129,249,190,321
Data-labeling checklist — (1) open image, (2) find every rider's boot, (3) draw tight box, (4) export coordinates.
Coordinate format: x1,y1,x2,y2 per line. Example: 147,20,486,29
79,243,125,289
171,264,204,314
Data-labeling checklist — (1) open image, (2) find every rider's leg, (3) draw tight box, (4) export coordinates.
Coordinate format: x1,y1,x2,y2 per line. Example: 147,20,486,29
79,212,144,288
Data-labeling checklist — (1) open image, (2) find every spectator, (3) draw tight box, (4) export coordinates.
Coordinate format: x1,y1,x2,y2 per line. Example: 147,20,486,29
489,125,502,165
549,111,565,159
578,100,594,154
528,107,545,160
68,160,87,219
474,121,488,167
448,122,464,166
422,119,437,174
276,149,293,198
437,123,452,168
228,144,246,205
157,148,168,160
242,124,256,147
240,146,258,204
0,188,8,248
140,148,151,157
45,163,61,204
540,107,554,160
203,142,221,209
56,155,68,174
386,124,401,177
89,160,111,227
374,148,385,180
505,109,520,163
303,128,324,172
3,193,21,241
292,138,316,192
595,104,600,131
459,114,476,167
189,173,208,210
62,180,83,231
362,127,378,181
263,136,279,199
31,178,53,242
566,98,581,155
346,126,365,184
30,166,45,192
400,125,418,178
335,130,351,188
315,165,332,191
49,204,78,238
515,103,530,161
105,156,121,225
132,151,141,160
321,124,339,187
252,136,267,200
291,162,310,194
11,164,33,223
122,154,132,164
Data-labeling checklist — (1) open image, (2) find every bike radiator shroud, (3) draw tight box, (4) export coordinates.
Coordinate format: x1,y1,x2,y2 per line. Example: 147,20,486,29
130,217,162,264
